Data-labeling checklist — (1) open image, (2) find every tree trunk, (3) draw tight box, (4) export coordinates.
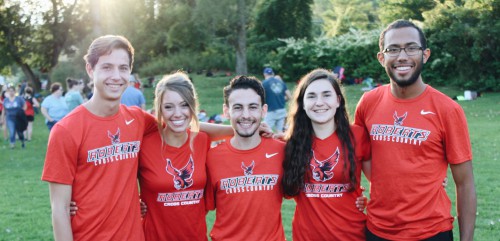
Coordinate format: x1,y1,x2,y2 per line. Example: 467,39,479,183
235,0,248,75
19,63,40,92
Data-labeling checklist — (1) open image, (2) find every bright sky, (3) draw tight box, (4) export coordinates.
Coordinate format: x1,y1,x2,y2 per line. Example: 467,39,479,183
6,0,78,24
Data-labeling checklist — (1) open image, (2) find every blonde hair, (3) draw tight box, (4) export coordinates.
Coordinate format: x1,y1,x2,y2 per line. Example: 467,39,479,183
154,71,199,143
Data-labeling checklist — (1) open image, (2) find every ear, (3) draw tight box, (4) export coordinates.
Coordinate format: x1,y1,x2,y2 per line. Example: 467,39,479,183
422,48,431,64
85,63,94,79
261,104,268,119
377,52,385,67
223,104,230,118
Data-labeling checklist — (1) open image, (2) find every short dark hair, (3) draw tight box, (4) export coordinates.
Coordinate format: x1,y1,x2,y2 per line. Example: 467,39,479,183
83,35,134,70
379,19,427,52
223,75,265,106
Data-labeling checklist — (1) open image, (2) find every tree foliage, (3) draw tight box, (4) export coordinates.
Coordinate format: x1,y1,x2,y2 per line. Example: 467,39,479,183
319,0,379,37
1,0,499,92
424,0,500,91
0,0,88,91
378,0,437,24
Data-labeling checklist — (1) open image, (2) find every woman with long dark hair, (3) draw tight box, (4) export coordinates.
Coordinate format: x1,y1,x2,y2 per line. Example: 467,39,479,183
282,68,370,241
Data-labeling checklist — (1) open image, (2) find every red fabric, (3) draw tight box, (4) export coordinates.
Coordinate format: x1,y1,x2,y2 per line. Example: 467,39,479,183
292,126,368,241
41,105,156,241
354,85,472,240
24,97,34,116
139,130,210,241
205,137,286,241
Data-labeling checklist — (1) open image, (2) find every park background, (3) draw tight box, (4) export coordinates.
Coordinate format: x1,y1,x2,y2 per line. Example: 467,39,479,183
1,0,499,240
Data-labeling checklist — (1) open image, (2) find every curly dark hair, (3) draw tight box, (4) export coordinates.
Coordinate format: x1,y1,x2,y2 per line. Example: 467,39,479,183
282,68,357,197
223,75,265,106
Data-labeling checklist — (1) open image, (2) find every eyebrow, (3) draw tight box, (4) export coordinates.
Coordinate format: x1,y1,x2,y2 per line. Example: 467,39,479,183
386,42,420,48
306,90,332,95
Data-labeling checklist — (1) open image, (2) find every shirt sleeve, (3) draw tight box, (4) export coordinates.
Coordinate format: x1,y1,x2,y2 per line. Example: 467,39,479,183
204,167,216,211
442,104,472,164
142,110,159,136
353,94,367,128
351,124,371,162
41,124,79,184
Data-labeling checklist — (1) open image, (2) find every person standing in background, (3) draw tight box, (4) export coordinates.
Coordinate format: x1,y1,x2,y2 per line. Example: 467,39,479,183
1,85,26,149
65,78,85,112
23,86,40,141
41,82,69,131
121,76,146,109
262,67,292,135
0,86,6,141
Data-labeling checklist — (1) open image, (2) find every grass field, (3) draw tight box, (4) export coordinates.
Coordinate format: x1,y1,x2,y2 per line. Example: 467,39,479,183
1,74,499,240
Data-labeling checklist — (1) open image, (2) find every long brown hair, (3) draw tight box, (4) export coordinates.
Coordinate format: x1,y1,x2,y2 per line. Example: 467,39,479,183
282,68,357,196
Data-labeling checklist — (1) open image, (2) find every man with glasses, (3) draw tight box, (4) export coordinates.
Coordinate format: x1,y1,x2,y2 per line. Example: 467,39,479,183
354,20,476,241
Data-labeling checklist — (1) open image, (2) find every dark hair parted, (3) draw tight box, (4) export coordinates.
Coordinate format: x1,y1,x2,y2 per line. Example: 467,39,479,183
83,35,134,70
282,68,357,197
223,75,265,106
379,19,427,52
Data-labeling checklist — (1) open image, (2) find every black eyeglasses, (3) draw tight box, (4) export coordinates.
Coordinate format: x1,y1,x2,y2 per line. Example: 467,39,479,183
383,46,423,57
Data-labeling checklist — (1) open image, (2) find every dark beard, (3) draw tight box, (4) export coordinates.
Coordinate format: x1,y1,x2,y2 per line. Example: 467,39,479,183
236,129,258,138
387,59,423,87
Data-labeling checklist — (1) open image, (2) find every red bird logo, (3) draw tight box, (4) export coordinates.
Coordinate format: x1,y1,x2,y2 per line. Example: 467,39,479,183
393,111,408,126
310,147,340,182
241,161,255,176
107,128,120,145
165,156,195,190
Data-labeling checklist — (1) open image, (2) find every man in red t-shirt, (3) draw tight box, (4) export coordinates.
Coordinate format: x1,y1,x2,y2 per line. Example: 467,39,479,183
205,76,286,241
41,35,156,241
354,20,476,241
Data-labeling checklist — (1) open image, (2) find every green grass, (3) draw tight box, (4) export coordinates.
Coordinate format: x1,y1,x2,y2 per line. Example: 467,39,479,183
1,75,499,240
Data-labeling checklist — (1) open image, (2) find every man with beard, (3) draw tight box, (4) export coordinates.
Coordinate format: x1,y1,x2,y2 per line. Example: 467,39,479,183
205,75,286,241
354,20,476,241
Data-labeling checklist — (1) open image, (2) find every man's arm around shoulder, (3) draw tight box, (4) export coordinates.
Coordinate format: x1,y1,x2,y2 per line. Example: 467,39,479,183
49,183,74,241
450,161,476,241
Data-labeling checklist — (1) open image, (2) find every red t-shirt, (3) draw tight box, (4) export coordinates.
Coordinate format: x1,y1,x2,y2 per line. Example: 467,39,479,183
139,130,210,241
205,137,286,241
292,125,369,241
41,105,156,241
354,85,472,240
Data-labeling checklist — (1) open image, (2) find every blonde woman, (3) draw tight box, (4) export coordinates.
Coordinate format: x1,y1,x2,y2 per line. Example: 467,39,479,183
139,72,210,241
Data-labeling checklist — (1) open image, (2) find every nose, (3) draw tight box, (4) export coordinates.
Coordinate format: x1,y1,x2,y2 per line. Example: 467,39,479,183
241,107,251,118
315,96,325,106
110,67,122,80
173,106,182,117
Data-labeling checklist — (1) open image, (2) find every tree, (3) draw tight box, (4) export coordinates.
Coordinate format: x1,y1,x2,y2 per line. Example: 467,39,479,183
193,0,257,74
378,0,437,24
236,0,248,74
0,0,87,91
254,0,313,41
319,0,378,37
